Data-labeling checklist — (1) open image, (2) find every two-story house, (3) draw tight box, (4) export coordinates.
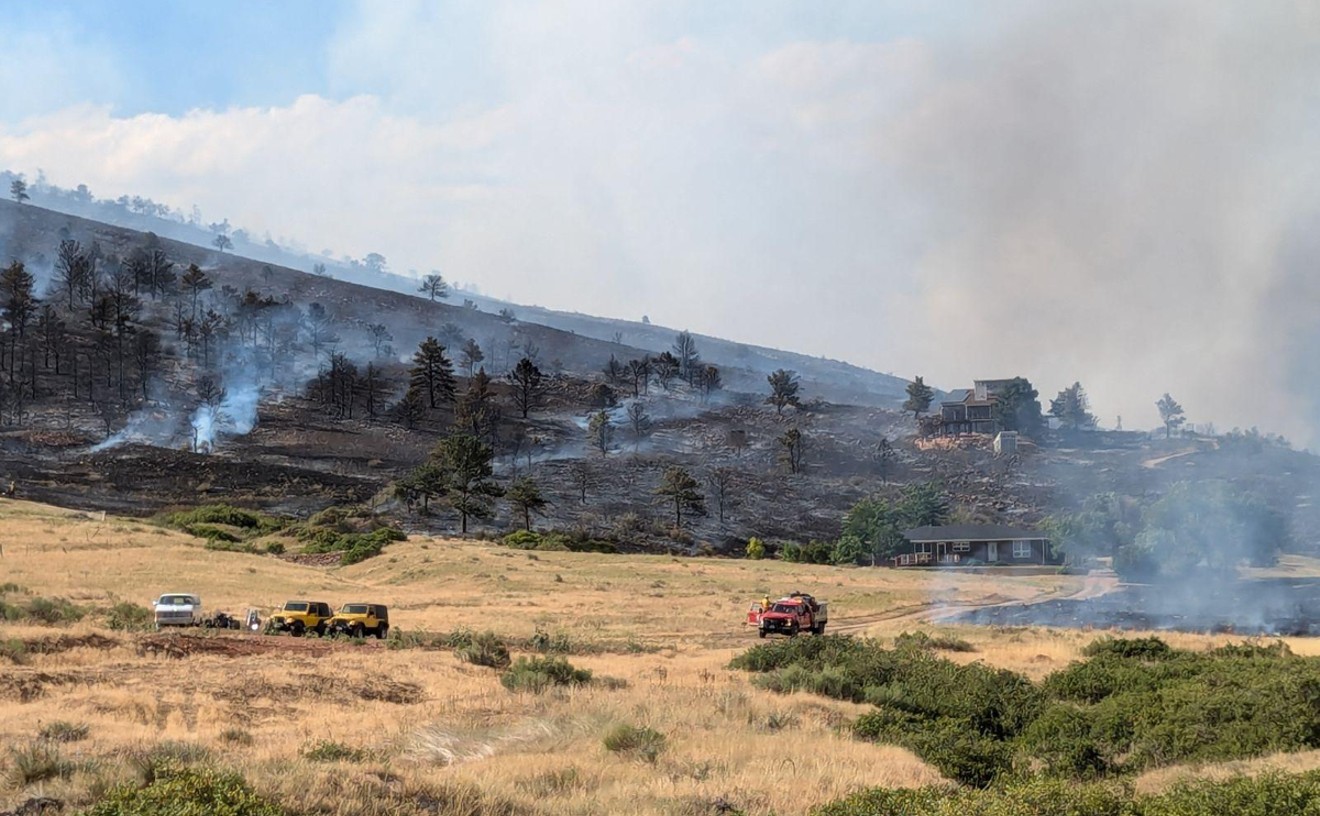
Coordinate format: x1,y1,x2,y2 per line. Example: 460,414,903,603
938,379,1016,435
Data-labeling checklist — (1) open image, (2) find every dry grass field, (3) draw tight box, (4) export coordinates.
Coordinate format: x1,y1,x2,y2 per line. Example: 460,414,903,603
3,497,1319,815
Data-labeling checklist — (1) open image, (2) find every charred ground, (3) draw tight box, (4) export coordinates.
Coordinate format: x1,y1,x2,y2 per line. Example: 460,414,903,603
1,199,1319,557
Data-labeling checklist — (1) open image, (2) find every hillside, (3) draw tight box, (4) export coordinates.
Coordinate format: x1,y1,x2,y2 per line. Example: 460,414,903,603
2,198,1319,561
1,189,911,406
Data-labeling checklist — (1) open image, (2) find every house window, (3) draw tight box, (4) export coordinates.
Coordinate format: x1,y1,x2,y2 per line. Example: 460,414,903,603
1012,541,1032,559
952,542,970,552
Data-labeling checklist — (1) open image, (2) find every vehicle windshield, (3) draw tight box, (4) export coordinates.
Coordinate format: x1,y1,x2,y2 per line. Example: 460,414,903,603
282,602,309,612
771,603,800,614
341,604,369,614
158,596,195,606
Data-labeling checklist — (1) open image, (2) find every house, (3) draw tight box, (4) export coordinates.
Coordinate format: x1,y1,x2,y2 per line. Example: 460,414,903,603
938,379,1017,436
893,524,1060,567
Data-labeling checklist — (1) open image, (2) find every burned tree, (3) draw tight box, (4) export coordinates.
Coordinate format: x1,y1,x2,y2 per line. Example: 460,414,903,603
568,461,597,504
302,302,340,360
652,352,680,391
707,466,737,526
626,356,651,397
54,240,91,311
418,272,450,301
455,367,500,443
626,400,652,449
587,409,614,455
393,386,427,429
367,323,393,359
778,427,805,474
672,331,701,384
180,264,211,321
460,338,484,377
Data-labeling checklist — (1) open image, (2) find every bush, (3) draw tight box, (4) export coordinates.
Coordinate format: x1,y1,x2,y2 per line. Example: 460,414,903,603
602,724,666,763
780,539,833,564
185,523,242,542
455,631,511,669
106,601,154,632
301,740,371,763
40,720,90,743
1081,636,1175,661
7,742,73,787
80,764,284,816
22,595,86,624
161,504,283,533
894,630,976,653
502,529,618,554
809,772,1320,816
500,656,592,693
745,537,766,560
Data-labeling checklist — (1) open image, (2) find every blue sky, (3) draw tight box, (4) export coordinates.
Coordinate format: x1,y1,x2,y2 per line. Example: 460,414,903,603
1,1,1317,441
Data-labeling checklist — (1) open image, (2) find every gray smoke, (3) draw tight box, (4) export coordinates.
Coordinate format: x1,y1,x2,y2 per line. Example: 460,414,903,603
890,1,1320,446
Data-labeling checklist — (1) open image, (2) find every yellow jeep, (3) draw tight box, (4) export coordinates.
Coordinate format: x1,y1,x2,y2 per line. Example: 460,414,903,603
326,603,390,639
266,600,333,637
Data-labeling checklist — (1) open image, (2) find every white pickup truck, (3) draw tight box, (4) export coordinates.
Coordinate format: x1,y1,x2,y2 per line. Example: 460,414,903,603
152,593,204,629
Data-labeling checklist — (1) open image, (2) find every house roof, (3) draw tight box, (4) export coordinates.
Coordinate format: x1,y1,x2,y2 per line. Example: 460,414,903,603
903,524,1046,542
941,389,971,406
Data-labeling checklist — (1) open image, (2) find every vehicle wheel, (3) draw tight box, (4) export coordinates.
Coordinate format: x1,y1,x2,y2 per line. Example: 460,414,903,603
315,623,327,638
290,621,305,638
375,624,388,640
813,624,826,636
758,629,767,639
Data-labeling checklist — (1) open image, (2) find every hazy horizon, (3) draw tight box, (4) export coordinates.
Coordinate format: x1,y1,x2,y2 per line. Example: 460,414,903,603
2,1,1317,442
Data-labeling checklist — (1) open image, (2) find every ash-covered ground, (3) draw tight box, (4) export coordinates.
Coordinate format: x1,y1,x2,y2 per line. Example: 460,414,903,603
953,576,1320,636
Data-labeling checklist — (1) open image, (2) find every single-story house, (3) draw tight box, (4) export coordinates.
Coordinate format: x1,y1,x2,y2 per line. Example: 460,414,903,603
894,524,1060,567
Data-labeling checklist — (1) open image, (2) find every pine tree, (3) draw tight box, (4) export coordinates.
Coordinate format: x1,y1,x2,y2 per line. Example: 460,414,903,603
766,369,800,415
903,376,935,419
507,476,547,531
1157,393,1186,439
410,337,457,409
507,357,544,418
430,434,504,533
655,466,706,528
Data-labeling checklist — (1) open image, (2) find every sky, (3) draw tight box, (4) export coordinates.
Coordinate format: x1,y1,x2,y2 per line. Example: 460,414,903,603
1,1,1319,442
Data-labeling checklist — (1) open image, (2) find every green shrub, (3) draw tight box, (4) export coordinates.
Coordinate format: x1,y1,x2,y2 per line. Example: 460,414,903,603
80,764,284,816
894,630,976,653
40,720,90,743
528,628,574,654
745,537,766,560
130,742,213,784
1139,771,1320,816
809,772,1320,816
500,656,592,693
780,539,833,564
106,601,154,631
161,504,283,533
602,724,666,763
2,637,26,664
185,523,242,542
7,742,74,787
24,595,86,624
301,740,371,763
1081,636,1175,661
455,631,511,669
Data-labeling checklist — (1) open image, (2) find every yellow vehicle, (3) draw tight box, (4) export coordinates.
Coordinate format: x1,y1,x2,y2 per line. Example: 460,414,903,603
325,603,390,639
266,600,333,637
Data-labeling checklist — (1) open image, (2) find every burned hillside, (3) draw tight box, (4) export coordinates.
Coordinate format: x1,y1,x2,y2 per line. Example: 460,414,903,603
1,199,1319,560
